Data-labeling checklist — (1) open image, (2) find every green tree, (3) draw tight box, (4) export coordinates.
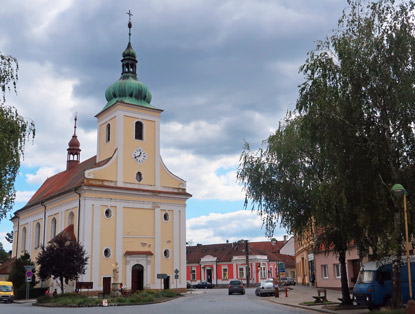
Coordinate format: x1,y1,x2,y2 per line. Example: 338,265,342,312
0,242,8,263
0,52,35,221
238,0,415,307
8,253,36,290
37,237,88,294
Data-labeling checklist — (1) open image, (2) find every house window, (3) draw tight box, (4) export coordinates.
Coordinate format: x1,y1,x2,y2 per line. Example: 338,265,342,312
291,271,295,278
334,264,341,278
135,121,143,140
106,123,110,142
68,211,74,226
269,267,273,278
322,265,329,279
21,227,26,252
239,266,245,279
191,268,196,281
35,222,40,249
222,267,228,280
261,265,266,278
50,217,57,239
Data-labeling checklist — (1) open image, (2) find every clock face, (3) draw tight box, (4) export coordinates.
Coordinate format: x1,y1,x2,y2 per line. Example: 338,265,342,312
132,147,148,164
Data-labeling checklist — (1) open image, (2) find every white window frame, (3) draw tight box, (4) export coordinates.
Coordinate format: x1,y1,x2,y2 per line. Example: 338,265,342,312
260,265,266,278
334,264,341,278
191,268,196,281
21,227,26,252
322,265,329,279
222,267,228,280
239,266,245,279
50,217,57,239
35,222,40,249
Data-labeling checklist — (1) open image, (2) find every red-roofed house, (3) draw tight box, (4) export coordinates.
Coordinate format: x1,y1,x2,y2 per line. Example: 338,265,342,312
10,21,190,294
186,240,295,286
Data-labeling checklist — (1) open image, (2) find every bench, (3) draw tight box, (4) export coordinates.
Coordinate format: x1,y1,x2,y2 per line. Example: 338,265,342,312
312,289,327,304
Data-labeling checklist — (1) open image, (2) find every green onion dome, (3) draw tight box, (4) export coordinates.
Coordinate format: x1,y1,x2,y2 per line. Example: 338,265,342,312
102,20,153,111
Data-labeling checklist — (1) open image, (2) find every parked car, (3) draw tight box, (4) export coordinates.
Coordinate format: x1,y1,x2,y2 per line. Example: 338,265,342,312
193,281,214,289
280,277,296,286
186,282,191,289
228,280,245,295
255,280,275,296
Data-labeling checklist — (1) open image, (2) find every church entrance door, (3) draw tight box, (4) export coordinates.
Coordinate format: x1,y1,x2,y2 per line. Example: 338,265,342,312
131,264,144,292
103,277,111,295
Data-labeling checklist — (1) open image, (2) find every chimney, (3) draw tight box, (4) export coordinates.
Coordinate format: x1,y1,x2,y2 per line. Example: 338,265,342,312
284,235,287,243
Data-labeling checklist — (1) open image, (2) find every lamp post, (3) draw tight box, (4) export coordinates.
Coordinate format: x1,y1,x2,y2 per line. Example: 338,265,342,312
391,184,412,300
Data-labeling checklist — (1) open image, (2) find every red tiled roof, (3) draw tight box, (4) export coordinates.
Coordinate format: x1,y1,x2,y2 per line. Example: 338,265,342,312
0,257,16,275
14,156,114,215
23,156,98,208
250,241,284,253
186,241,295,268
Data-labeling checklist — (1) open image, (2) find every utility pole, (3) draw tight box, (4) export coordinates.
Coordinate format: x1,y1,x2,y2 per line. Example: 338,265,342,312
245,240,250,287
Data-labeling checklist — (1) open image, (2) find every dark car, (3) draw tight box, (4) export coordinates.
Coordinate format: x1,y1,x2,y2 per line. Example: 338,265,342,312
280,277,295,286
228,280,245,295
186,282,191,289
193,281,214,289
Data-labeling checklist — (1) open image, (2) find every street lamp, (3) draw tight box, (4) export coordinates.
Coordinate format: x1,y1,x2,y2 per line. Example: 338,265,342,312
391,184,412,300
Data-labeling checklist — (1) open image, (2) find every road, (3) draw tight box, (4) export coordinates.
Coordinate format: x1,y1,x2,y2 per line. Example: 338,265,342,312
1,288,309,314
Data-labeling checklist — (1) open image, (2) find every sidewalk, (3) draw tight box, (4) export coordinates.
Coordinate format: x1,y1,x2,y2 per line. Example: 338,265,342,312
266,285,370,314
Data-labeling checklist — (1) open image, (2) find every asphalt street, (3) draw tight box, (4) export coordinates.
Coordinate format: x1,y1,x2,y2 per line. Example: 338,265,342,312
2,288,309,314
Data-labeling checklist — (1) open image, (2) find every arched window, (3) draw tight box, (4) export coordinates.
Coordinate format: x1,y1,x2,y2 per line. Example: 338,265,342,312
21,227,26,252
135,121,143,140
106,123,111,142
35,222,40,249
50,217,57,239
68,212,74,226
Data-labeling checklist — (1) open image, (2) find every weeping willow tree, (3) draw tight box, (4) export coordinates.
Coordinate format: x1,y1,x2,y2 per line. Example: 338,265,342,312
0,52,35,221
238,0,415,307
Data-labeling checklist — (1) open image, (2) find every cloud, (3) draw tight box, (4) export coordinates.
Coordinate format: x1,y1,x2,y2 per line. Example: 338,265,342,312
186,210,289,245
25,167,59,185
15,191,37,203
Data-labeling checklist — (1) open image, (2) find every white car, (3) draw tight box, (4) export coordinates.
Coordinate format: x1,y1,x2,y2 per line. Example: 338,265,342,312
255,280,275,296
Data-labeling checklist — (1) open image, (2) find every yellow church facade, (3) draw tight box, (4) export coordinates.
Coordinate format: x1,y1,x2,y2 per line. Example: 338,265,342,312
10,19,190,293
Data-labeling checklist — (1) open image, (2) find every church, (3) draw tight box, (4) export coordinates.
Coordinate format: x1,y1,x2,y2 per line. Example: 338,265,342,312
10,16,190,293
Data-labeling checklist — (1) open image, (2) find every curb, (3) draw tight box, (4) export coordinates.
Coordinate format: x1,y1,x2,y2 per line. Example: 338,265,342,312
266,299,339,313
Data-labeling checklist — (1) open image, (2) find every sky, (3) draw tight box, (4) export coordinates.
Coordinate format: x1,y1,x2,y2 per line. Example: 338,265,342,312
0,0,347,252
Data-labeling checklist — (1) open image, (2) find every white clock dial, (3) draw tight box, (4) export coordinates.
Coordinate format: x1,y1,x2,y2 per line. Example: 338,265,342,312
132,147,148,164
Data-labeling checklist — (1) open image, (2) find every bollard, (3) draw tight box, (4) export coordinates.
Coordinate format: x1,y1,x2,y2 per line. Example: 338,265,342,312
285,286,288,297
274,287,279,298
408,300,415,314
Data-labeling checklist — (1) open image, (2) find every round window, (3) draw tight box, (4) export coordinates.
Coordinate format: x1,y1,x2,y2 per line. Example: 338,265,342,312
136,171,143,182
163,249,170,259
104,208,112,219
103,247,112,258
163,212,170,222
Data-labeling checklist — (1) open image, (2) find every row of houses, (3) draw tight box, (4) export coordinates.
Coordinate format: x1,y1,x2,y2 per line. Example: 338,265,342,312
186,237,296,286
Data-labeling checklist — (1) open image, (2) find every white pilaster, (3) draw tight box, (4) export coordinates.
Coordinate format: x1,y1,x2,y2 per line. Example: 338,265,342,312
154,207,161,284
92,204,101,288
116,111,123,183
116,204,123,279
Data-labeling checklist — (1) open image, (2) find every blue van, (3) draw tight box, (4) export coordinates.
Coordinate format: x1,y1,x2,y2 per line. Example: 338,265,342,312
353,257,415,309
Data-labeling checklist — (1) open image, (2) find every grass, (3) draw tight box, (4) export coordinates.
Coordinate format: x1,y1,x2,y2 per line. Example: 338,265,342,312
36,290,181,307
300,301,338,306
